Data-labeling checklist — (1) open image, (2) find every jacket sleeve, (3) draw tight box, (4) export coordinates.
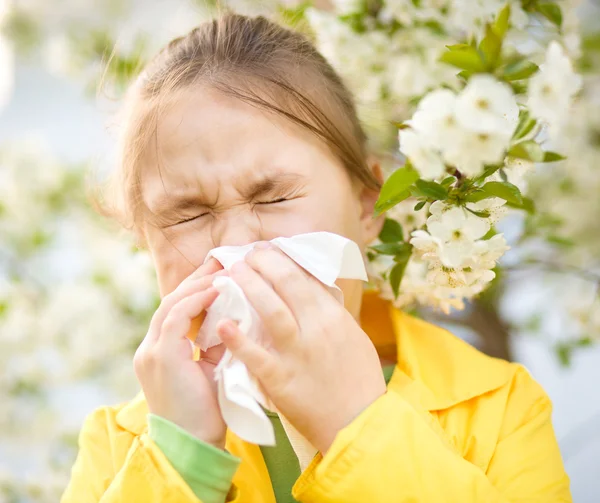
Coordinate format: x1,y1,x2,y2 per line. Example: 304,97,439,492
291,366,572,503
60,406,241,503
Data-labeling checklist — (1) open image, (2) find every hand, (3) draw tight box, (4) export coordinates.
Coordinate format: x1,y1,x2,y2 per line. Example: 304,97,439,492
216,243,387,454
134,258,229,449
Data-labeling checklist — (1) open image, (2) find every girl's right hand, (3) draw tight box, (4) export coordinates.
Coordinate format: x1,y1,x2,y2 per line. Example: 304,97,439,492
133,258,229,449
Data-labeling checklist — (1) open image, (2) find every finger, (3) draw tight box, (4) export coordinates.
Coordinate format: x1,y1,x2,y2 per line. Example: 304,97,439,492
229,260,298,349
159,288,219,346
217,318,280,385
147,269,228,343
244,244,327,321
189,257,223,280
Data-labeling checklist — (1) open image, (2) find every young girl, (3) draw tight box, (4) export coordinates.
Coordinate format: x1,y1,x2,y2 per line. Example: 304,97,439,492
61,12,571,503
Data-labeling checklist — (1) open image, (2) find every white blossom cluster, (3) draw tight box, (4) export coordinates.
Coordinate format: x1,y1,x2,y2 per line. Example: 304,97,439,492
305,1,584,314
401,75,519,179
528,40,583,138
0,141,158,500
509,73,600,348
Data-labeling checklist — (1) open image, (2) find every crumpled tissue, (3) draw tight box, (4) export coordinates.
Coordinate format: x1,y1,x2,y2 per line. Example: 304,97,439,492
194,231,368,470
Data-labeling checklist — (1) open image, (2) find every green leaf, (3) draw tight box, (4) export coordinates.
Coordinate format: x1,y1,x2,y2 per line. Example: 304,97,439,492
375,190,411,216
481,226,497,240
277,0,311,27
339,12,368,33
445,43,472,51
576,336,594,347
440,176,457,187
370,243,408,255
509,81,528,95
556,342,572,367
480,181,523,204
542,151,566,162
493,4,511,37
374,166,420,216
537,2,563,27
389,245,413,299
508,140,545,162
414,179,449,200
512,110,537,140
379,218,404,243
391,121,411,129
465,190,491,203
503,60,539,81
439,45,486,72
479,24,503,69
475,163,503,182
414,200,427,211
393,242,413,260
466,207,491,218
547,235,575,247
506,196,535,213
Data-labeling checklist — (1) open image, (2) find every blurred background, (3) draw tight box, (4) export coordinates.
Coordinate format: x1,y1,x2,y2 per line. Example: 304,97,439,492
0,0,599,501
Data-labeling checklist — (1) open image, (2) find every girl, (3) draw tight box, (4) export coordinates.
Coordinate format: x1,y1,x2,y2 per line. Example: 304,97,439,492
62,12,571,503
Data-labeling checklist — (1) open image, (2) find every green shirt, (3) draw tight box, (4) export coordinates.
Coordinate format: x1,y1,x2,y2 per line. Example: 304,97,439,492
149,364,396,503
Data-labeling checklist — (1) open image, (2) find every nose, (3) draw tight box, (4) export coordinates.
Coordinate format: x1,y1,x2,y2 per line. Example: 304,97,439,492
211,206,264,248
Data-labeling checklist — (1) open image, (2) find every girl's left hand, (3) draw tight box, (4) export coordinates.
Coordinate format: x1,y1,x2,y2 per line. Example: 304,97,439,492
216,241,387,454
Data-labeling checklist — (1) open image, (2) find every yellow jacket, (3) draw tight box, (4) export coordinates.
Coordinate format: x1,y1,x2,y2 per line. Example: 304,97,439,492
61,291,571,502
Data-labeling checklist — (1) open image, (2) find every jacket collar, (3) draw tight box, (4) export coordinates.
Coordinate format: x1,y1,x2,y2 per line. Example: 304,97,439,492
360,289,512,411
117,289,512,434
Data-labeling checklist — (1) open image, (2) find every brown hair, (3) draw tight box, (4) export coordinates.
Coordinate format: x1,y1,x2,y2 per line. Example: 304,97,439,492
95,10,381,248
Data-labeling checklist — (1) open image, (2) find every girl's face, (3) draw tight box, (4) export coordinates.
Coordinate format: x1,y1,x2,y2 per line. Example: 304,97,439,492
141,86,383,319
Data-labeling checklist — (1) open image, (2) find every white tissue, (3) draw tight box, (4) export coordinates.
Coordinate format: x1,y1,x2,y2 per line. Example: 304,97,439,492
194,231,368,469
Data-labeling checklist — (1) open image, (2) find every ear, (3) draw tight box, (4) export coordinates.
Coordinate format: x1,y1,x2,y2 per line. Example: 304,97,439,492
357,155,385,246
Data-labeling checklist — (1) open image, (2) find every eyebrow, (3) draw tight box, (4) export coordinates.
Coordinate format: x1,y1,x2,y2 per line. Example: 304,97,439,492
148,171,306,220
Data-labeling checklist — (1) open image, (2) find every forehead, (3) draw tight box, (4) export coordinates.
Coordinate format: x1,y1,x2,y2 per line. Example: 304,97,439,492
140,86,341,204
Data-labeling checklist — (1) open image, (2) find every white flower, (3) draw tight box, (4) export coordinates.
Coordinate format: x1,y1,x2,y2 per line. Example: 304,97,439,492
386,199,429,234
411,205,491,269
427,207,490,267
495,156,534,192
331,0,364,15
42,34,78,77
470,234,510,269
399,129,446,180
443,129,509,177
410,229,442,259
411,89,462,153
410,79,517,179
455,75,519,137
447,0,505,38
378,0,417,25
466,197,507,224
528,41,582,135
428,199,452,218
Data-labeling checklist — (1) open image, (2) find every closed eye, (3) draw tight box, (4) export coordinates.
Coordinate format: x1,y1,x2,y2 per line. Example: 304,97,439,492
170,213,209,226
257,197,288,205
